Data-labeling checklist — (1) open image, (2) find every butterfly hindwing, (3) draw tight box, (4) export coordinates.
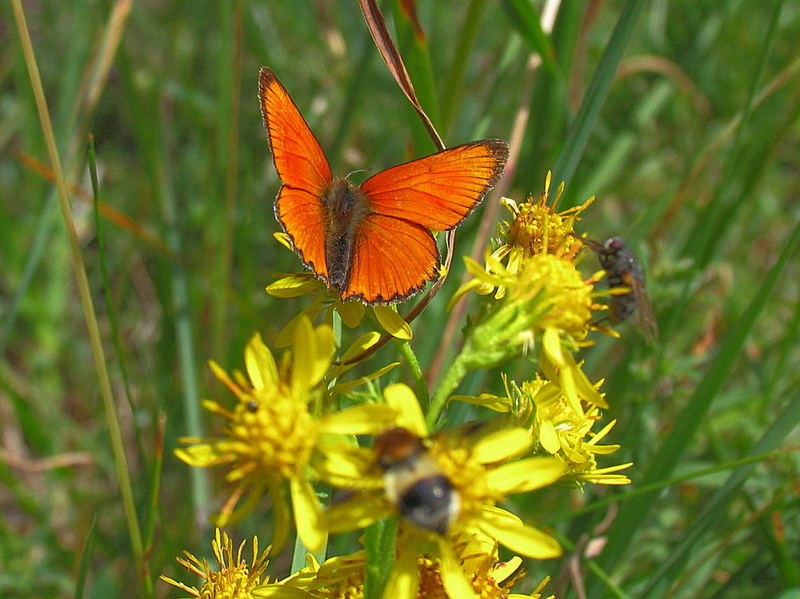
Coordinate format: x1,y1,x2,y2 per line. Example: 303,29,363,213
275,187,329,279
360,140,509,231
343,214,439,304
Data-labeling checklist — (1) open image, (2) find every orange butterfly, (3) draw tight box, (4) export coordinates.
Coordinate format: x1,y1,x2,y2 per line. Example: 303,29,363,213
259,67,509,305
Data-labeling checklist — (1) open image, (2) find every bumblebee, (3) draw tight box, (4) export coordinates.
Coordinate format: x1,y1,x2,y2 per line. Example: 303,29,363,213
582,236,658,342
373,427,459,535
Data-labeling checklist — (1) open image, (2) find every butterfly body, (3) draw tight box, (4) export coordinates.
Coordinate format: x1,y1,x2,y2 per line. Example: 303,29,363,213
260,67,508,304
320,178,371,292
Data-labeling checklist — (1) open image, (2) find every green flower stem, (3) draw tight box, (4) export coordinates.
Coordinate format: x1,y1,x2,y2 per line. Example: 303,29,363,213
364,516,398,599
427,291,550,430
399,340,429,410
427,351,469,430
11,1,149,595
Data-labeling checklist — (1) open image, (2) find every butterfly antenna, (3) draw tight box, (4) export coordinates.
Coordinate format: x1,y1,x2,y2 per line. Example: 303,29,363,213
345,168,369,181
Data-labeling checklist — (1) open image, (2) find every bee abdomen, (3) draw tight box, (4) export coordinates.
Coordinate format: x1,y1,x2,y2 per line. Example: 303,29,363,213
397,475,459,535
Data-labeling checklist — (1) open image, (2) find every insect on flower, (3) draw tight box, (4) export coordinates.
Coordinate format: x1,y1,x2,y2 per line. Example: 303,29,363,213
374,426,460,535
582,236,658,342
259,67,509,305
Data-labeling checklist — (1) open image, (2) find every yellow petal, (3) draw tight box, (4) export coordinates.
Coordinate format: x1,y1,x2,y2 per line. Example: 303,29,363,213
329,362,399,396
338,332,381,366
253,585,310,598
539,419,561,454
477,507,561,558
314,446,384,489
437,537,479,598
492,556,522,584
336,299,365,328
382,542,419,599
447,278,482,311
449,393,512,413
464,256,507,286
320,494,391,533
321,404,399,435
588,418,618,445
273,231,293,250
567,352,608,409
472,428,532,464
276,308,322,349
383,384,427,437
371,305,413,340
541,327,564,365
266,274,321,297
214,481,264,527
245,332,278,390
485,457,565,494
292,316,331,396
312,323,336,383
290,477,326,553
174,445,232,467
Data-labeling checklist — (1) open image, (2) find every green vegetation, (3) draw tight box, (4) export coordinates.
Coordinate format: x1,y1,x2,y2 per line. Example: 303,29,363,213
1,1,798,598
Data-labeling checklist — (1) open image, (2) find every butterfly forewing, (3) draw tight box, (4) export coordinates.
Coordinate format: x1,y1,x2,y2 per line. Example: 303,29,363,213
360,140,509,230
259,68,332,193
260,67,332,279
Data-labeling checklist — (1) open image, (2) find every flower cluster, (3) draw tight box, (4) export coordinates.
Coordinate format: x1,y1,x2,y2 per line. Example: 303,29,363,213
164,175,638,599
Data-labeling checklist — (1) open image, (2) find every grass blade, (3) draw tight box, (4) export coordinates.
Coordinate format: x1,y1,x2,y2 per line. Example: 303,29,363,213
551,0,644,200
439,0,489,136
502,0,561,78
640,372,800,596
593,216,800,586
210,0,243,361
10,1,148,594
73,514,97,599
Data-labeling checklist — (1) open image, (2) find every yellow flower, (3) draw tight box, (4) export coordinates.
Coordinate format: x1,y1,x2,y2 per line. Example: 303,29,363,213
267,233,412,347
319,384,565,598
175,316,397,553
161,528,269,598
456,375,631,485
452,172,594,305
447,178,609,390
256,533,553,599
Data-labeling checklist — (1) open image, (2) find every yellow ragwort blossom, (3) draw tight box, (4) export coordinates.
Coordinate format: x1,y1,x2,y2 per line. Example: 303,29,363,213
267,232,413,346
451,174,616,414
256,532,554,599
452,172,595,305
456,375,631,485
161,528,269,598
318,383,565,598
175,316,397,553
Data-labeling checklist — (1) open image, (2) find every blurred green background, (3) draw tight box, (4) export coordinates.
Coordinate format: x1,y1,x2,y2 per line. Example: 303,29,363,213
1,1,799,597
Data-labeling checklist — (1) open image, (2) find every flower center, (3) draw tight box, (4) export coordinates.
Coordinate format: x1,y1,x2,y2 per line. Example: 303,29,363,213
227,388,318,480
512,254,593,335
